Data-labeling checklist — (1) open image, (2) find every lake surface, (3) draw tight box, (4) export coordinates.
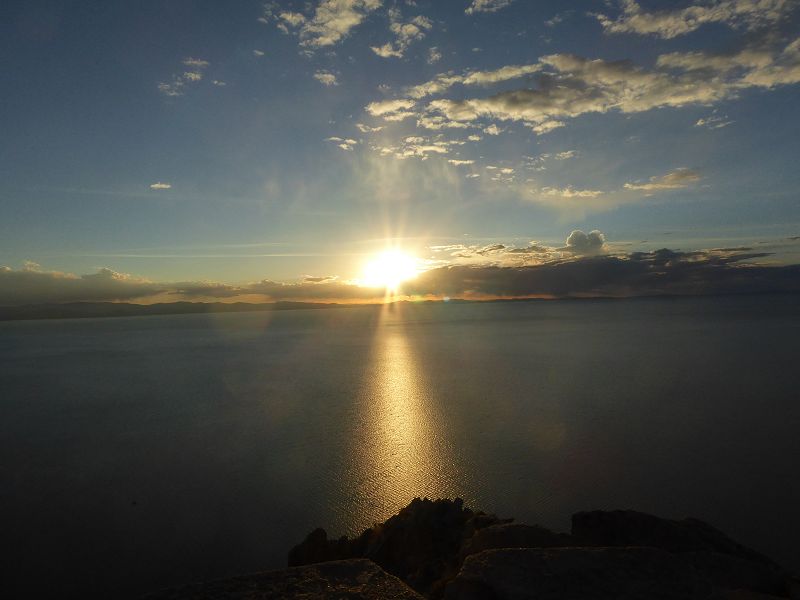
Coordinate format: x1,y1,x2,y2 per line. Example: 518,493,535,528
1,296,799,596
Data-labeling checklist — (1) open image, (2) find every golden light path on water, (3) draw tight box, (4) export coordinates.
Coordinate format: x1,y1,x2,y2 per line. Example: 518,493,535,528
342,302,467,523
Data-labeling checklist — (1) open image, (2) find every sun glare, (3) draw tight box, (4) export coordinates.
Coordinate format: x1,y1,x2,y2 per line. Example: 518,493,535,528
362,250,419,291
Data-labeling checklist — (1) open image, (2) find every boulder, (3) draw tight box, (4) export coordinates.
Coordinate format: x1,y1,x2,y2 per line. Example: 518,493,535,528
144,558,424,600
445,547,714,600
461,523,574,558
572,510,789,596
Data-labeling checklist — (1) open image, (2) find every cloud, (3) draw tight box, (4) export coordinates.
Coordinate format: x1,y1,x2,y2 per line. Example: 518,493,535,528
157,57,209,97
448,159,475,166
313,70,339,86
624,168,701,191
365,98,417,119
4,244,799,305
371,11,432,58
262,0,382,49
564,230,607,254
326,136,359,150
415,37,800,133
540,186,604,198
149,182,172,190
404,249,800,299
427,47,442,64
594,0,796,39
406,63,541,99
465,0,516,15
253,49,265,57
696,113,734,129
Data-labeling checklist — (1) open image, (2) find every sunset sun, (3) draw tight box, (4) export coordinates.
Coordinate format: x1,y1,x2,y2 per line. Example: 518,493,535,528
362,250,419,291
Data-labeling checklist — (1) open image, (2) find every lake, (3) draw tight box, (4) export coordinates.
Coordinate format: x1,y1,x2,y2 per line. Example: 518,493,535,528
1,295,798,596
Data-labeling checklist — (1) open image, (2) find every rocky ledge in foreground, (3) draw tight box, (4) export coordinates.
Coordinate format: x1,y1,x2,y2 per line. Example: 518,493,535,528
147,498,798,599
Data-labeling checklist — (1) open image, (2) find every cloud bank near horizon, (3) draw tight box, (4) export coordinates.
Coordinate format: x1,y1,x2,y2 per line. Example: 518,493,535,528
3,233,799,306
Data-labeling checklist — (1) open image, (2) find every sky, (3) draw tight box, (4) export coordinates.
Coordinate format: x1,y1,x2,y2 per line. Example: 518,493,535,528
1,0,799,304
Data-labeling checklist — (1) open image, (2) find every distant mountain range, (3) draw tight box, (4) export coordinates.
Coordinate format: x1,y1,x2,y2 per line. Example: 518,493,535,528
0,301,353,322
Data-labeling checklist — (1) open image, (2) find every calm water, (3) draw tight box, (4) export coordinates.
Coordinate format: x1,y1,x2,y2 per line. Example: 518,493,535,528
1,296,799,596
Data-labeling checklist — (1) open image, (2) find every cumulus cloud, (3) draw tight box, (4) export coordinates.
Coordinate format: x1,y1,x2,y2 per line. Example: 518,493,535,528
313,70,339,86
624,168,701,191
149,182,172,190
157,57,209,97
371,11,432,58
465,0,516,15
427,47,442,64
594,0,796,39
564,230,607,254
261,0,382,49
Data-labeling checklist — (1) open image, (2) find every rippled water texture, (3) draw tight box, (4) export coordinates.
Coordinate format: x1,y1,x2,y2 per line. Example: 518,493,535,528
1,296,799,596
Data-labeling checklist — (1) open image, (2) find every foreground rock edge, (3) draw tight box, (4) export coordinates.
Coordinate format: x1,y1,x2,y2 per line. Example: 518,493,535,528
146,498,799,599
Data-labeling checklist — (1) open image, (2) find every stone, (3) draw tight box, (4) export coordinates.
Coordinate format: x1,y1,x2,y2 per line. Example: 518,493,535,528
143,558,424,599
461,523,574,558
445,547,715,600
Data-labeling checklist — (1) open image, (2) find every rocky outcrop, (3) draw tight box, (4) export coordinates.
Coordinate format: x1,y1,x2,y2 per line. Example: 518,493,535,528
144,499,797,599
144,558,423,600
571,510,789,596
288,498,509,598
445,546,715,599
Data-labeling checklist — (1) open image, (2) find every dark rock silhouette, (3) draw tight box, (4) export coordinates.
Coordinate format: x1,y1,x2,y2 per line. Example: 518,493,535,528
288,497,509,598
147,499,797,599
143,559,423,599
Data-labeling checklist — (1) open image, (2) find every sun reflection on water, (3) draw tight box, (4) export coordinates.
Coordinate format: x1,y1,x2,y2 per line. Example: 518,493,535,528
345,305,461,521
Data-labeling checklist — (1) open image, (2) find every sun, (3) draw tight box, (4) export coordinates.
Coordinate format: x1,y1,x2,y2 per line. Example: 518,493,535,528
362,250,419,291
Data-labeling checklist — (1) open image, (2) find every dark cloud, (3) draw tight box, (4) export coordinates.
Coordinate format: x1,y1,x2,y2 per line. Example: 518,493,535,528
404,249,800,299
2,247,798,306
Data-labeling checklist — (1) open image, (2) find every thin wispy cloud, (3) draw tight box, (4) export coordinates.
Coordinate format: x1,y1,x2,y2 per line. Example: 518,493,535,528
465,0,516,15
157,57,210,97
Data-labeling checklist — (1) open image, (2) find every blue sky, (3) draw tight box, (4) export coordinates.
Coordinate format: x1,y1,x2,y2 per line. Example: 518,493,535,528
1,0,799,303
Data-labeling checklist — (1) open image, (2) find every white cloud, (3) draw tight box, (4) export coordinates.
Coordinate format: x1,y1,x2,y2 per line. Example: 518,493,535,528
540,186,604,198
157,57,209,97
695,113,734,129
483,124,504,135
314,70,339,86
149,182,172,190
564,229,606,254
420,39,800,133
262,0,382,49
371,11,432,58
448,159,475,166
356,123,383,133
427,46,442,64
594,0,795,39
465,0,516,15
366,98,416,117
554,150,576,159
326,136,359,151
624,168,701,191
253,49,265,57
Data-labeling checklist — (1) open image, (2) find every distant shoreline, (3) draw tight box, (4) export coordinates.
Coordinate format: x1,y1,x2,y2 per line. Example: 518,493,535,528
1,291,798,322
